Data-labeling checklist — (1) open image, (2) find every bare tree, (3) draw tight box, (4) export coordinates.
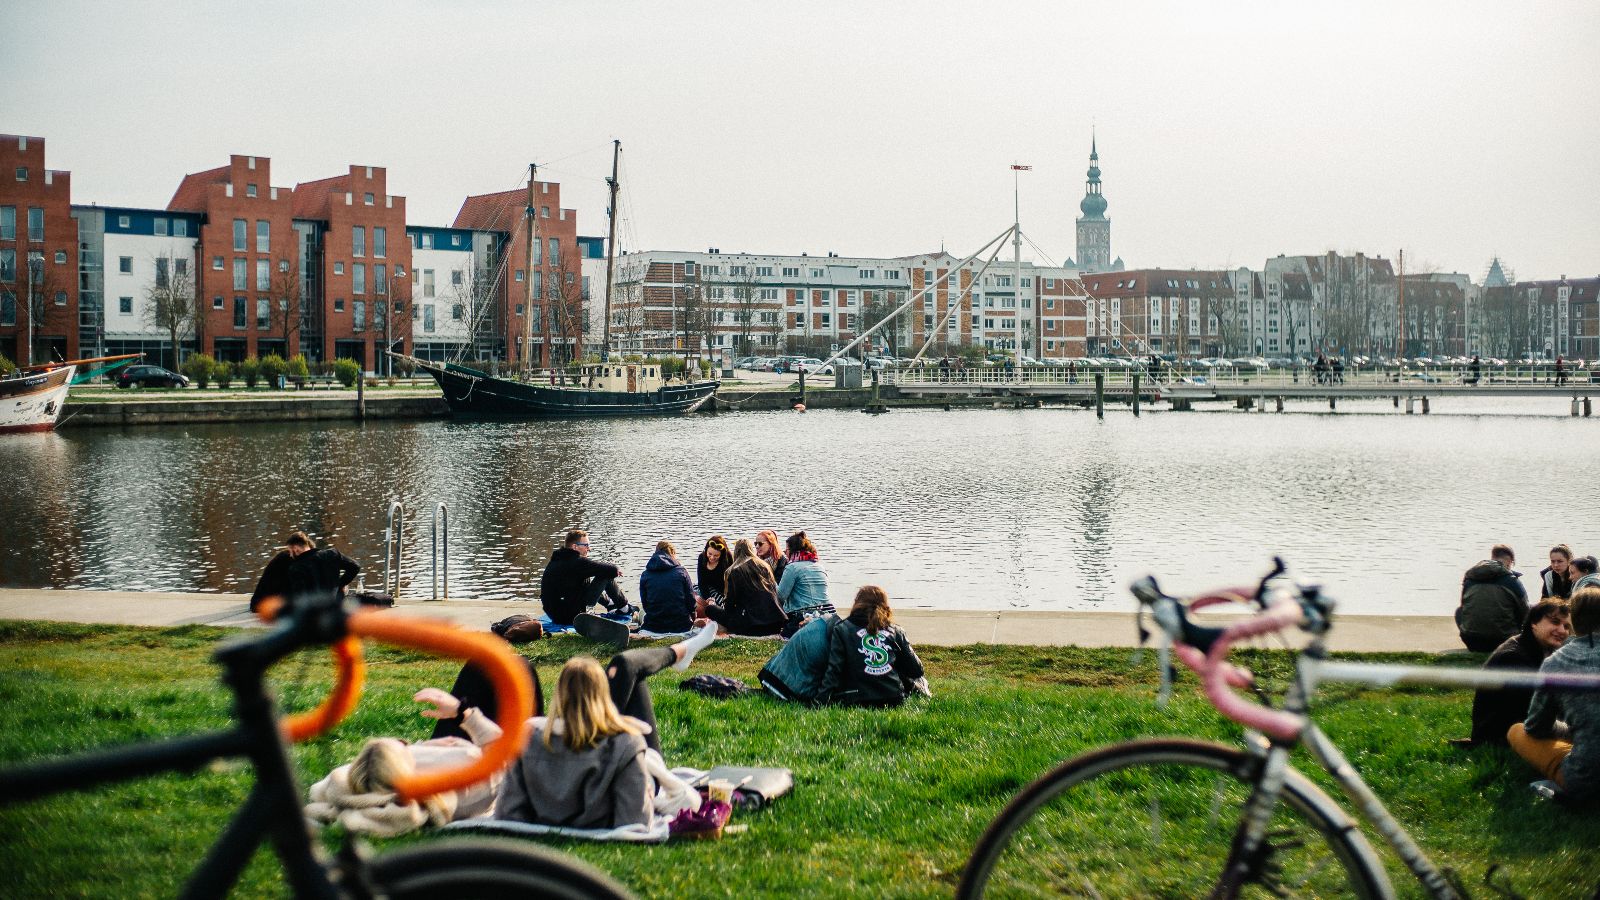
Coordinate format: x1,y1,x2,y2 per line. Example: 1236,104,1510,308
23,252,76,364
142,251,196,369
268,263,302,356
859,289,903,356
731,269,761,355
448,264,500,363
675,276,717,366
547,258,586,366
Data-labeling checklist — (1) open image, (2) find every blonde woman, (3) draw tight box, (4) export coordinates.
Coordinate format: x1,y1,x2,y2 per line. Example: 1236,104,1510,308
705,538,785,636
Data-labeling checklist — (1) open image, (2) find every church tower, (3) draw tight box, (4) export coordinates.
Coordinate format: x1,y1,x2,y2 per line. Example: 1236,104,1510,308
1075,136,1112,273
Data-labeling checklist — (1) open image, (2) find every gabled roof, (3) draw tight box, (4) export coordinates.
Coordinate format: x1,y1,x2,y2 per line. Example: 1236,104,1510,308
454,189,525,232
167,165,229,212
291,173,347,219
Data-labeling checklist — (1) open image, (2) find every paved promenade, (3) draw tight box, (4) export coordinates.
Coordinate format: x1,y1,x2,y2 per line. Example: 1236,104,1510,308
0,589,1462,653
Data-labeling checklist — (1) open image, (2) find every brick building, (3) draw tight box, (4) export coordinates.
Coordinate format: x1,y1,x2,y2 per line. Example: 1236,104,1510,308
292,166,411,366
1080,269,1238,358
0,134,79,364
452,178,581,367
167,155,300,362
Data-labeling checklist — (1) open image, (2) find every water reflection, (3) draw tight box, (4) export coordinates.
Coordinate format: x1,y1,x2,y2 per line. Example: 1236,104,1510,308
1,399,1596,617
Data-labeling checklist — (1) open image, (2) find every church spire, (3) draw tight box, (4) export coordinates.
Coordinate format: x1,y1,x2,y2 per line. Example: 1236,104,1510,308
1076,133,1112,274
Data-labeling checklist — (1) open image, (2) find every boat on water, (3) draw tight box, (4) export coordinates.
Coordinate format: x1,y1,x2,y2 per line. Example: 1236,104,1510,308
0,353,142,434
402,355,718,417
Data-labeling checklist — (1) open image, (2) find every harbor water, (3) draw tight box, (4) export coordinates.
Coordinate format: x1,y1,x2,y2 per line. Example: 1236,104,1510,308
2,397,1595,617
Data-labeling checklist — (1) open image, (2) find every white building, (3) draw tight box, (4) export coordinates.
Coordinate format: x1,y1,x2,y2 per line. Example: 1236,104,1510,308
406,225,503,361
72,205,203,365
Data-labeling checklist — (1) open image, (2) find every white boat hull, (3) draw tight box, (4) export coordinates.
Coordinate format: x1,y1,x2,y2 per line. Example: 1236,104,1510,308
0,365,74,434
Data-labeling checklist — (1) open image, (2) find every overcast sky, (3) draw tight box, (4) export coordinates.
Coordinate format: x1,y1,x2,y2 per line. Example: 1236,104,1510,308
5,1,1596,280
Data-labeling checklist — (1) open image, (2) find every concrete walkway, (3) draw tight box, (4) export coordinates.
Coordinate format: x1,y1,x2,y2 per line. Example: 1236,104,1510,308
0,589,1463,653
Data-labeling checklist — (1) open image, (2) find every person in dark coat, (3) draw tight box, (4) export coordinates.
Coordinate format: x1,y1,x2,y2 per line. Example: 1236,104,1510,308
284,538,361,612
249,531,312,613
539,530,630,626
638,540,697,634
695,535,732,607
1468,600,1571,745
1458,544,1529,652
819,585,926,707
1541,544,1575,600
705,539,786,637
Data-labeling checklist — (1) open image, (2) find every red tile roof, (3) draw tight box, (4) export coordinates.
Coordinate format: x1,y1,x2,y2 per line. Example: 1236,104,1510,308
453,189,525,232
291,173,347,219
167,165,229,211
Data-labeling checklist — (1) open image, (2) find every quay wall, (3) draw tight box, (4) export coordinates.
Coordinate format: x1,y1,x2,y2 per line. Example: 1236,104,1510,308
61,394,449,427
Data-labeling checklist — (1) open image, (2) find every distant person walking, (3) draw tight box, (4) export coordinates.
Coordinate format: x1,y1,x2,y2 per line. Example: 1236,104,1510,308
1469,355,1482,386
249,531,313,613
285,536,361,612
1555,355,1567,386
1458,544,1529,652
540,530,631,626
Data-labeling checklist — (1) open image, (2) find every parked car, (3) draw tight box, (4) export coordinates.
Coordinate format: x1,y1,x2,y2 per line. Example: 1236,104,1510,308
733,356,759,370
795,357,834,376
116,365,189,389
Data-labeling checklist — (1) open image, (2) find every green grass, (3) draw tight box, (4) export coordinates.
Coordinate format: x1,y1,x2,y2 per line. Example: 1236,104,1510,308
1,621,1596,898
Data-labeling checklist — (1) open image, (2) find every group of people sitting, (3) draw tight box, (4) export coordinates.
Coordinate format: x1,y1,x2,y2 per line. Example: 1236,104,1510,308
1460,542,1600,805
301,527,928,837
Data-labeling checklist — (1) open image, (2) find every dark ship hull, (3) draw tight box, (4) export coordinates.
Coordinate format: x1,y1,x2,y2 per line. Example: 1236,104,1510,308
412,359,718,418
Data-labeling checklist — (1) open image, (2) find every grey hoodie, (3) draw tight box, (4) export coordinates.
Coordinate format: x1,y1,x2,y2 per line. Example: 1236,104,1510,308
493,716,653,829
1525,633,1600,803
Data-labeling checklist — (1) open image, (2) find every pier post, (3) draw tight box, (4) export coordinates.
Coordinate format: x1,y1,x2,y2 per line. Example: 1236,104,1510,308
1422,397,1430,414
1094,372,1104,420
1573,398,1581,417
1393,396,1399,408
798,370,807,407
1276,397,1284,413
1405,397,1415,414
1132,371,1141,416
357,371,366,421
1585,397,1593,417
1329,397,1337,411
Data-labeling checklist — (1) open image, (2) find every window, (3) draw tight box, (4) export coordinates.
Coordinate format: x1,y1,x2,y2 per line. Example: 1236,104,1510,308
119,296,133,314
530,240,541,266
450,269,464,286
232,219,246,251
821,313,831,327
423,305,435,333
683,261,696,276
0,249,12,282
256,259,269,290
233,258,246,290
861,270,876,280
885,269,901,279
14,167,26,182
756,266,773,277
759,288,778,300
28,207,44,242
394,264,405,278
374,227,386,259
373,264,387,295
334,262,345,276
114,255,133,275
363,192,374,206
212,256,223,270
246,183,258,198
514,269,523,282
352,226,365,258
156,257,169,289
353,300,366,330
256,220,270,252
174,219,188,238
0,291,12,325
419,232,434,249
233,296,247,328
117,214,130,228
811,268,824,278
278,259,289,273
0,206,12,240
782,266,799,278
334,298,345,313
154,217,168,237
352,263,365,294
212,296,223,310
730,265,747,277
257,298,270,328
547,238,559,262
540,206,550,218
533,271,542,299
423,269,435,298
452,304,464,321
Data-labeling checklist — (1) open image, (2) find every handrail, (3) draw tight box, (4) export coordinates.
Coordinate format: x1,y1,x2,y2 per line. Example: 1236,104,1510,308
346,611,534,803
431,502,449,601
884,363,1597,390
384,500,404,600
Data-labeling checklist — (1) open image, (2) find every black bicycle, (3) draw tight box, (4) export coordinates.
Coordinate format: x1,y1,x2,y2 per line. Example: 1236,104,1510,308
0,594,635,899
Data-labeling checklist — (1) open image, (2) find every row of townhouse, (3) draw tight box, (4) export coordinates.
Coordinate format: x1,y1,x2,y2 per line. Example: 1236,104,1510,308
0,134,584,369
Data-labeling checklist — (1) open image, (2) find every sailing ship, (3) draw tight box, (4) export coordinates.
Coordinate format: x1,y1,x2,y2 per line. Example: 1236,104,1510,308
0,353,141,434
405,142,719,418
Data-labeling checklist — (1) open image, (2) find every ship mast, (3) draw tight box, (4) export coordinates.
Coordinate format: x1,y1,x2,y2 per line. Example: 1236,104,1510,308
602,140,621,362
523,163,538,377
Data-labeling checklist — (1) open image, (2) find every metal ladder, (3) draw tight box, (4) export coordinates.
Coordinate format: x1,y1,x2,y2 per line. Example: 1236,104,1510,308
381,500,450,601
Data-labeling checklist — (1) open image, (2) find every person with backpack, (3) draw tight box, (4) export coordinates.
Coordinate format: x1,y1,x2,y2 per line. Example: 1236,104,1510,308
1458,544,1529,652
818,585,927,707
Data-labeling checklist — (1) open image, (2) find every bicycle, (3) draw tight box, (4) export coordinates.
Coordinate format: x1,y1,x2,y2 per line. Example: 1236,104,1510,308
957,559,1600,899
0,593,636,899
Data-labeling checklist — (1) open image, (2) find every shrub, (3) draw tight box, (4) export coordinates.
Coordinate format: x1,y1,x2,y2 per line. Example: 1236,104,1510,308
331,357,360,388
238,358,261,388
181,354,217,389
286,354,310,381
257,353,288,387
0,353,15,377
215,362,235,389
394,357,416,378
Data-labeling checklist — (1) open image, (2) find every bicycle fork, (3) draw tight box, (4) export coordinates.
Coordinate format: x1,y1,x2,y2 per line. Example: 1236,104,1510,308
1210,742,1294,899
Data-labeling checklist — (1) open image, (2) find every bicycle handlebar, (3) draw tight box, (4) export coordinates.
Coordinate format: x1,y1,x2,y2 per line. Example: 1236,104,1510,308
255,595,369,744
346,611,534,803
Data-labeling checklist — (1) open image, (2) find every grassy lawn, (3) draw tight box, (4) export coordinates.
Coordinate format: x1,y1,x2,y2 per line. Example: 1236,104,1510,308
1,621,1596,898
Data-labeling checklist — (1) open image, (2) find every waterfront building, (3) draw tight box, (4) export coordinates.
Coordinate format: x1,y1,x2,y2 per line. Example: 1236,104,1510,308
450,180,582,368
0,134,79,364
290,166,412,367
577,234,606,355
405,224,504,361
1079,269,1236,358
1401,273,1472,357
1478,275,1600,361
71,205,203,366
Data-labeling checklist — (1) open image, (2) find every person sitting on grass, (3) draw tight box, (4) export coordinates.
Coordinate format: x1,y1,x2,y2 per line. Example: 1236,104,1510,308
704,538,786,637
1457,544,1528,652
818,585,928,708
754,529,788,584
1542,544,1575,600
1467,600,1571,746
695,534,732,609
494,655,702,830
638,539,697,635
1571,555,1600,594
777,530,835,638
1509,586,1600,805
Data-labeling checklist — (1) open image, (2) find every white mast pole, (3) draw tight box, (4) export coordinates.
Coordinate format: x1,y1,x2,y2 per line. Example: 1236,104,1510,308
1013,164,1025,370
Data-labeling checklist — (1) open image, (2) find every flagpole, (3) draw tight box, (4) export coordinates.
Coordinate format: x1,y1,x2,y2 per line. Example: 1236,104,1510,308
1011,164,1030,370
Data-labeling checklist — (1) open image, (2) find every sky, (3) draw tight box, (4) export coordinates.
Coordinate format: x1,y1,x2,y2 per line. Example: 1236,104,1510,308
4,0,1597,281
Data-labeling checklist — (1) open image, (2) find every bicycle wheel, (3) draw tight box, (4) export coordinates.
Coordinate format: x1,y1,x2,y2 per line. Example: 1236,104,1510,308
368,838,637,900
957,738,1391,899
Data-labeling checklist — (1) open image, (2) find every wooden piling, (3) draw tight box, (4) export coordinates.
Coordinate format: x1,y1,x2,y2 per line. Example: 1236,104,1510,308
1094,372,1104,419
1132,371,1141,417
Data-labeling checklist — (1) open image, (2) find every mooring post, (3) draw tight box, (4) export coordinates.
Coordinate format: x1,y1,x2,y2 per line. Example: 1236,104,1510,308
1132,371,1141,416
1573,398,1581,417
357,369,366,421
1276,396,1284,413
1585,397,1593,417
798,369,807,407
1094,372,1105,419
1422,397,1430,415
1393,396,1399,408
1329,396,1337,411
1405,396,1415,414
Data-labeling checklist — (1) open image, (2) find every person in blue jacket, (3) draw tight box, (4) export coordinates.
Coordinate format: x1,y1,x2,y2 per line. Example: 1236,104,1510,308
638,540,698,634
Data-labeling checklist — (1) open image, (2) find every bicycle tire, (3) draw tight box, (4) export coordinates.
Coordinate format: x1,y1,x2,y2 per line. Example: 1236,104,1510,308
368,838,637,900
957,738,1392,899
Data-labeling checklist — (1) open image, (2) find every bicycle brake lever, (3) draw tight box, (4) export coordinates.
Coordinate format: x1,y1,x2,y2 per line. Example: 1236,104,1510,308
1252,557,1288,609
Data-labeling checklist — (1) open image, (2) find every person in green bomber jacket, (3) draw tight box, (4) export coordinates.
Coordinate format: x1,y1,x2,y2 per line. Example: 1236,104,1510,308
1458,544,1529,652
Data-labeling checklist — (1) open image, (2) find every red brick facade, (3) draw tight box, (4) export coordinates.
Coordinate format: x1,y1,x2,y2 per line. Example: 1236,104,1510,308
293,166,411,364
453,180,580,367
0,134,78,364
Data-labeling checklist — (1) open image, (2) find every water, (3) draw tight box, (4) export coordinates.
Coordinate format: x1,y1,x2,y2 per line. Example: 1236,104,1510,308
2,397,1595,616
